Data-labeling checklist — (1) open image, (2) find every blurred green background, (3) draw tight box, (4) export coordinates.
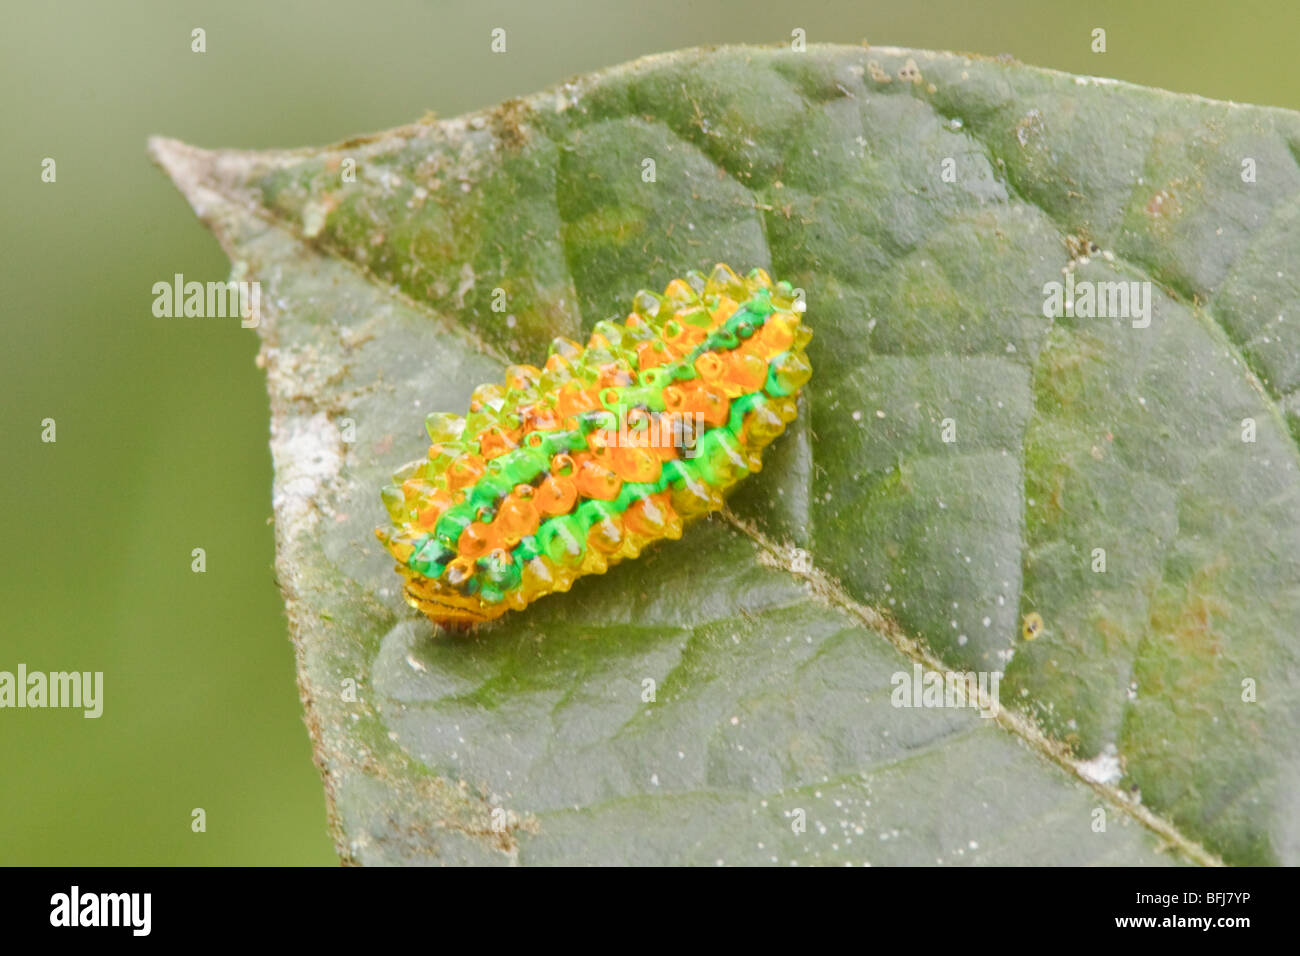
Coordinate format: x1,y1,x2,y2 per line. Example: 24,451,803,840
2,0,1296,866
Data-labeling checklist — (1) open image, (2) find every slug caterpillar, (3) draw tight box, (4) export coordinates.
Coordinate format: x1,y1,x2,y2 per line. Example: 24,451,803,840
376,263,812,628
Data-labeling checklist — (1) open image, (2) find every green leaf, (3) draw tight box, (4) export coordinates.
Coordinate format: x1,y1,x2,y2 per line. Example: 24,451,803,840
151,45,1300,865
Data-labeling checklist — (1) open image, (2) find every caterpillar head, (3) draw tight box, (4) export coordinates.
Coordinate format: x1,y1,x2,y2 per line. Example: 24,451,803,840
401,577,509,630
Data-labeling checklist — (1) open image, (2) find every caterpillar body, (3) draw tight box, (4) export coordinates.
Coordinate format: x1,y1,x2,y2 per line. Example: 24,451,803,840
376,264,813,628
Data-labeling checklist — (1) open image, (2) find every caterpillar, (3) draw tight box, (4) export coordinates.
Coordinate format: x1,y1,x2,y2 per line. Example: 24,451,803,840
375,263,812,628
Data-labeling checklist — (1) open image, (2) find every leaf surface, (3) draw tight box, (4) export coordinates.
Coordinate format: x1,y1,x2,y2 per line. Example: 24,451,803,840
152,45,1300,865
